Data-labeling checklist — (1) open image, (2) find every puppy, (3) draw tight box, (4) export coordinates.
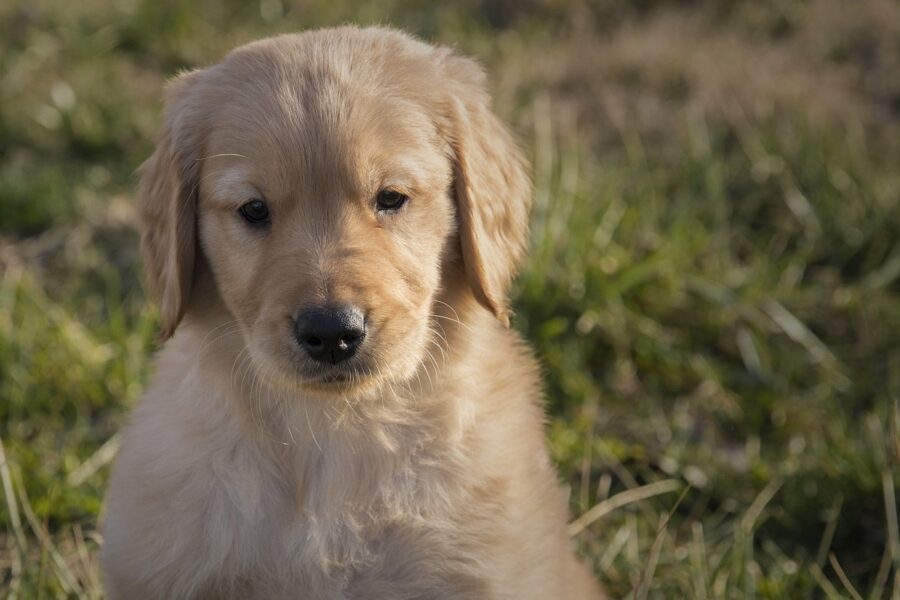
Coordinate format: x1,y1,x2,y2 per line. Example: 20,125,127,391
102,26,601,599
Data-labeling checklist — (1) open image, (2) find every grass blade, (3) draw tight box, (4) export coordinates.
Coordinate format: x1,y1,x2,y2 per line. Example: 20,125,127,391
568,479,682,536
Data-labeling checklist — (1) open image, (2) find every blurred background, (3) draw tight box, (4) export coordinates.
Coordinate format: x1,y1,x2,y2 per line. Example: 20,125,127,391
1,0,898,597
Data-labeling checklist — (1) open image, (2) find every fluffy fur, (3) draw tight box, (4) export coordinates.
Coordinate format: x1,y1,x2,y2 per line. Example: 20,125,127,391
101,26,601,599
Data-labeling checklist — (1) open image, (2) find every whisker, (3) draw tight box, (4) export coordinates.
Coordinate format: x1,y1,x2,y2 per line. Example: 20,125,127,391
432,300,474,334
304,401,324,453
230,346,251,391
197,321,242,359
193,153,249,163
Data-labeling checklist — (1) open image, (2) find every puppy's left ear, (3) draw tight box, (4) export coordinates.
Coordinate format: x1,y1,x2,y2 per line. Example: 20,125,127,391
440,55,531,327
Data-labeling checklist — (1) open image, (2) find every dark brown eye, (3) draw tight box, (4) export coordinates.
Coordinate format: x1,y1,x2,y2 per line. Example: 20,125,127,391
376,189,408,211
239,199,269,224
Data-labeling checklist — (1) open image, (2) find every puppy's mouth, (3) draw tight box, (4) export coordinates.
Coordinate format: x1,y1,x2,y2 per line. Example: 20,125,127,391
315,372,350,384
292,361,379,394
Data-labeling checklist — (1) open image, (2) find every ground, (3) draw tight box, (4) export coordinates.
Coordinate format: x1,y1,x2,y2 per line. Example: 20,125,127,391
1,0,899,597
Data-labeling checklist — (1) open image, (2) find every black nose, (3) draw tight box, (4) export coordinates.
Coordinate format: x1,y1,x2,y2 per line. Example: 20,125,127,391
294,306,366,364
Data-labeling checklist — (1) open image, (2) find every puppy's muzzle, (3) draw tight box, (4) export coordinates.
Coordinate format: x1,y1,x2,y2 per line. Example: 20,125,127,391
294,306,366,364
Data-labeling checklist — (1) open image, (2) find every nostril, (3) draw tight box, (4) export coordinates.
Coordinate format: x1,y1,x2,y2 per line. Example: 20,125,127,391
337,331,364,350
305,336,323,348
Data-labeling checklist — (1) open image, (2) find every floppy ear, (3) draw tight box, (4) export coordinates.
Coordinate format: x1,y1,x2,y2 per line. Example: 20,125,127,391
442,56,531,327
138,70,207,340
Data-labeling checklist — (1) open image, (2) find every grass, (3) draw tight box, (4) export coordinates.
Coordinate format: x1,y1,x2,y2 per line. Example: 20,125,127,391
1,0,899,597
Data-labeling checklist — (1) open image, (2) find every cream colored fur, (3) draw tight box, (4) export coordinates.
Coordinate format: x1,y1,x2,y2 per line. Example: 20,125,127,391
101,26,601,599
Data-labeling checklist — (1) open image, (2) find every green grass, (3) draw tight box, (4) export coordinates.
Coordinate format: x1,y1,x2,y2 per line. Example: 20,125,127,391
2,0,899,597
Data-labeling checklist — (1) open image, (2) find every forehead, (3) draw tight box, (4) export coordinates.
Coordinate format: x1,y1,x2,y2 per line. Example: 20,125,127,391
203,47,448,197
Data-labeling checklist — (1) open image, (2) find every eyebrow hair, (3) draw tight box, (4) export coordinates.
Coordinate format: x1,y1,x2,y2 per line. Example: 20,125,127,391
193,152,250,163
205,166,260,203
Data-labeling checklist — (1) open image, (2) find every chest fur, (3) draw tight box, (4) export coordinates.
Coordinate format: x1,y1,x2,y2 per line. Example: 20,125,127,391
160,412,488,598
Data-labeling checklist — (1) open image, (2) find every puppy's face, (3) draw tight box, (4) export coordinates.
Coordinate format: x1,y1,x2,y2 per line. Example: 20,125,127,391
200,87,453,393
139,29,530,398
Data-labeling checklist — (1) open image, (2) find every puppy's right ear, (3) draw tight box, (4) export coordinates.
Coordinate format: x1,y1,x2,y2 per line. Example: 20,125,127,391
138,70,207,340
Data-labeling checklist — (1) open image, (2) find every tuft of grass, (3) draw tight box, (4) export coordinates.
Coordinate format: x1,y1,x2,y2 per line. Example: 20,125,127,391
2,0,898,596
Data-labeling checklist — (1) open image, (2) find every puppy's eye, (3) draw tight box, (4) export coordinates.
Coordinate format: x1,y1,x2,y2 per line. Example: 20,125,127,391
238,199,270,224
376,189,408,212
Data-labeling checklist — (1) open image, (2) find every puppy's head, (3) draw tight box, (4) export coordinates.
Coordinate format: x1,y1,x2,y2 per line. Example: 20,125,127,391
139,27,530,396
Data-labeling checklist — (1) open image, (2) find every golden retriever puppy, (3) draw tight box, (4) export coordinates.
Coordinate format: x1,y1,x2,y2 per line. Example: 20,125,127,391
101,26,602,599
